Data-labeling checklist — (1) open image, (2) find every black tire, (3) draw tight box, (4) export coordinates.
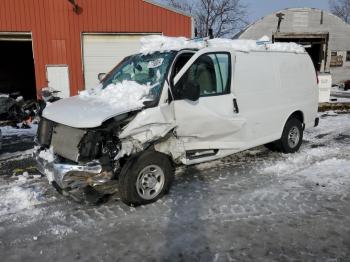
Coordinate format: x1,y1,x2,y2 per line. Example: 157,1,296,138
264,141,279,152
272,117,303,154
119,151,174,206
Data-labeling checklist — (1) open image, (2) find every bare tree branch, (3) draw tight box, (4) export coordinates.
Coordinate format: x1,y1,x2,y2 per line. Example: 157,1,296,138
167,0,247,38
330,0,350,23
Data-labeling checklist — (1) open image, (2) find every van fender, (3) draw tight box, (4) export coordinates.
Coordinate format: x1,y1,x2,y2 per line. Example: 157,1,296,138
116,105,179,161
279,110,305,137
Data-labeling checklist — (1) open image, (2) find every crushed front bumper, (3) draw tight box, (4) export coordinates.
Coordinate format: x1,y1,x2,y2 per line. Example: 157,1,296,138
35,149,107,190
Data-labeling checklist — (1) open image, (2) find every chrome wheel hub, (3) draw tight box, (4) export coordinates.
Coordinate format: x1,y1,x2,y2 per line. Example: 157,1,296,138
288,126,300,148
136,165,165,200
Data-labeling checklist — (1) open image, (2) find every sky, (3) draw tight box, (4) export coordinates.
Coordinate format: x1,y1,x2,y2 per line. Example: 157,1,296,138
157,0,330,23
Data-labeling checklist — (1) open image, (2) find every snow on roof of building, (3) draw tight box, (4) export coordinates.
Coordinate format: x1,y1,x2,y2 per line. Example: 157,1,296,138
140,35,306,54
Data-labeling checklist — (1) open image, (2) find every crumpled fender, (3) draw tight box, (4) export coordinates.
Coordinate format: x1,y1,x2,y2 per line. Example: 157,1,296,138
116,105,185,161
119,105,176,144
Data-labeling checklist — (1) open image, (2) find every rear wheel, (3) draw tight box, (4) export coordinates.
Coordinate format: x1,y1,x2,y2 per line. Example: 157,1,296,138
119,151,174,206
265,117,303,154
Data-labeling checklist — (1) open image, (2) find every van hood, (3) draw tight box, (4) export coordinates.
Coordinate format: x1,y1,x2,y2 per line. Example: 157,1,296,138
43,95,143,128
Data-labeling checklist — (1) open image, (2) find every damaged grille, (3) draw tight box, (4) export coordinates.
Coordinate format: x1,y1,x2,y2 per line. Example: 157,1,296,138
37,117,122,164
51,124,86,162
37,118,54,147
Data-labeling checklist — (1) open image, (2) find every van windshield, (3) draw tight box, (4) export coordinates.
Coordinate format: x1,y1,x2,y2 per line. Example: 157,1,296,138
101,51,176,101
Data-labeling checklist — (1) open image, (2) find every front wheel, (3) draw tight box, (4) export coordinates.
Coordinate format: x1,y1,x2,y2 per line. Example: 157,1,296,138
119,151,174,206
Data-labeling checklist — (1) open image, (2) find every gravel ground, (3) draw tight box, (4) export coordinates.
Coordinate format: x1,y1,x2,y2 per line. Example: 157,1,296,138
0,112,350,262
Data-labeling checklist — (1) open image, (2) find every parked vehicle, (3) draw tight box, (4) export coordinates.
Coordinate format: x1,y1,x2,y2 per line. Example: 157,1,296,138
35,38,319,206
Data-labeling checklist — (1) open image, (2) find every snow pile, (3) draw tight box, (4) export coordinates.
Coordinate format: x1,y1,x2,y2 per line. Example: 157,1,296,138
140,35,305,54
267,42,305,53
261,146,339,176
140,35,205,54
298,158,350,191
79,80,152,109
17,172,30,182
207,38,305,53
259,112,350,194
257,35,270,42
38,147,55,163
0,185,43,218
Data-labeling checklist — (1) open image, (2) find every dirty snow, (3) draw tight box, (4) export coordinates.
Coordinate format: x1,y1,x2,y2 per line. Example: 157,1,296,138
0,184,43,218
331,85,350,98
329,96,350,103
38,147,55,163
1,112,350,261
0,148,35,161
1,124,38,137
140,35,305,54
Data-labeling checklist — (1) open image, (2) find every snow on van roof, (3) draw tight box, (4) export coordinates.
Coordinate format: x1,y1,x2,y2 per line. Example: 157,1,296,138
140,35,306,54
140,35,205,54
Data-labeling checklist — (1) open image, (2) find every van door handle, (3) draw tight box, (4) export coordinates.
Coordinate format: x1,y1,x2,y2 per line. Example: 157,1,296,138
233,98,239,114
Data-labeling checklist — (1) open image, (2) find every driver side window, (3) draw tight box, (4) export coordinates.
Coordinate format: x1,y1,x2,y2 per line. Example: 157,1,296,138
174,53,231,99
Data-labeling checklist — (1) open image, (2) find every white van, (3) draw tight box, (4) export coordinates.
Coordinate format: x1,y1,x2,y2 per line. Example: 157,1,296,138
35,37,319,205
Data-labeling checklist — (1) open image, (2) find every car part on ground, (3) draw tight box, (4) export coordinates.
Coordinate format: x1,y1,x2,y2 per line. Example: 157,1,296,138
0,92,41,127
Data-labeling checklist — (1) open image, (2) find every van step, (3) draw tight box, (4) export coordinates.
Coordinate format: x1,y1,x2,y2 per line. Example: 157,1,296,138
186,149,218,160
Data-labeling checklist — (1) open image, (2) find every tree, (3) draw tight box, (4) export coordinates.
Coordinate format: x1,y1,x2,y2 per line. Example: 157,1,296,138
168,0,247,38
330,0,350,23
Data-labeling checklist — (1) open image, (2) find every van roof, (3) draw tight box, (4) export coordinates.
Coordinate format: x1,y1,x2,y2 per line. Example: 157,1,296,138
140,35,306,55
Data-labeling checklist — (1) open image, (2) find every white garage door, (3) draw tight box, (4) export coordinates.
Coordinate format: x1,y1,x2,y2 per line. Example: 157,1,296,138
83,34,146,89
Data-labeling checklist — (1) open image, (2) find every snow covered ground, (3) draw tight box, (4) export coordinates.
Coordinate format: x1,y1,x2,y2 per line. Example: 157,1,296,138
0,112,350,261
0,124,37,160
331,85,350,99
330,96,350,103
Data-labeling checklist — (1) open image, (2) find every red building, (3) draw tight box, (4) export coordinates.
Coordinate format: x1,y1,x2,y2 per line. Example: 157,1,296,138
0,0,193,99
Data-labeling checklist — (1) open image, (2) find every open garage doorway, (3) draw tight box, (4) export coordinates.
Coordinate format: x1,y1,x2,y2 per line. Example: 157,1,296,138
273,32,330,73
0,34,36,100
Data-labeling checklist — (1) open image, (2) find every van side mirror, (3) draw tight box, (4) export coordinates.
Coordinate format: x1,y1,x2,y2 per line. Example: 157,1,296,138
182,80,200,101
98,73,106,82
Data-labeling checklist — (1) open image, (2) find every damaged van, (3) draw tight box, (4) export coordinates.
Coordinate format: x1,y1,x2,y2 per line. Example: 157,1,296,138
35,37,319,206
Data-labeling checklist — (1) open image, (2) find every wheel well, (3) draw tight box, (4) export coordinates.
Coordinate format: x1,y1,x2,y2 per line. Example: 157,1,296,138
289,111,304,124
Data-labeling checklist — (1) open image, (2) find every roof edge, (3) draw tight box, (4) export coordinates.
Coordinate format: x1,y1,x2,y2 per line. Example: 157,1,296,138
237,7,350,39
143,0,192,18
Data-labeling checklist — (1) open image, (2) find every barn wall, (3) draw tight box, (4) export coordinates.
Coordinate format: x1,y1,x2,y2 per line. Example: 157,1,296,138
0,0,192,96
